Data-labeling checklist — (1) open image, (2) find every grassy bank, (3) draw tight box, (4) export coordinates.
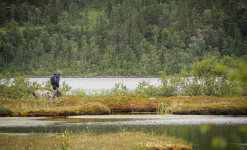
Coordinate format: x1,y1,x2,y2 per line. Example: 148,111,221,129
0,132,191,150
0,95,246,116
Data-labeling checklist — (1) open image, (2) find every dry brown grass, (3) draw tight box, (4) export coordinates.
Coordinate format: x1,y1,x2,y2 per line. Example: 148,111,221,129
167,96,247,115
0,132,192,150
1,95,247,116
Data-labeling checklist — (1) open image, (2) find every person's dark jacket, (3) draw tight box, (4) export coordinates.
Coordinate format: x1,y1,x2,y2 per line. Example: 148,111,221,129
51,73,60,90
54,74,60,88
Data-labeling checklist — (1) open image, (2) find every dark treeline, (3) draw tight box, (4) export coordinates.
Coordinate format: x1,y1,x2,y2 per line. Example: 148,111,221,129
0,0,246,76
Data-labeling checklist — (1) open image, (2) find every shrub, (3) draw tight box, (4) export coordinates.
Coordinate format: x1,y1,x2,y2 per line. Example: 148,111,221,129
109,82,129,95
134,81,159,97
159,72,182,97
182,77,202,96
0,107,12,116
0,75,41,99
182,57,245,96
0,74,72,99
192,57,219,78
60,81,72,96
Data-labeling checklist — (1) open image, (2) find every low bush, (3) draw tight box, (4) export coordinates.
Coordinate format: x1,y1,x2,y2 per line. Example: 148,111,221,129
0,107,12,116
0,57,246,99
135,58,246,97
0,73,73,99
0,74,40,99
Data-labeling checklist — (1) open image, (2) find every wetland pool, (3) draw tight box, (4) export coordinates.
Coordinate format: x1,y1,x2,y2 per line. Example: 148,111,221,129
0,115,247,150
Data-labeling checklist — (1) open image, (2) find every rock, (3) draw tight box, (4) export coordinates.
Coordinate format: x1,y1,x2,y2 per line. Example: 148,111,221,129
32,89,53,100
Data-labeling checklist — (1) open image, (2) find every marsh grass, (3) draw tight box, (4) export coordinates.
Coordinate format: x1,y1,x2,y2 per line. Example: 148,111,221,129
1,95,246,116
0,75,246,116
169,96,247,115
0,132,192,150
0,107,11,116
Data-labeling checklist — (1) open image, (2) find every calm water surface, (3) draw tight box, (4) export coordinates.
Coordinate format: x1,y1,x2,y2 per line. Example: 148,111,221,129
29,78,161,93
1,115,247,150
8,78,247,149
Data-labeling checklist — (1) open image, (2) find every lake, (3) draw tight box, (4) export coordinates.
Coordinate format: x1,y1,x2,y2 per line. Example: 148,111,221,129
7,78,247,149
29,77,162,93
0,115,247,150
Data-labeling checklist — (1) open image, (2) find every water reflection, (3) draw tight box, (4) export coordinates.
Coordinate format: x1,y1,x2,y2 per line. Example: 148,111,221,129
41,117,138,123
1,115,247,150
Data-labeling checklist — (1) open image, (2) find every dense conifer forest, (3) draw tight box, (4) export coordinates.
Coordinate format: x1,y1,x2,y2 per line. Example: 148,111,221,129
0,0,246,77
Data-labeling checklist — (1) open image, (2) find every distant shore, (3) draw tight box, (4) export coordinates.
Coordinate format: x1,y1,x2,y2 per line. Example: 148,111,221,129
21,75,160,78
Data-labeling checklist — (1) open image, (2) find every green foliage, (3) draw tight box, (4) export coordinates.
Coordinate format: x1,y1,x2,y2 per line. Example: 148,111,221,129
0,74,41,99
182,57,244,96
59,129,71,150
202,77,239,97
211,136,227,149
192,57,219,78
71,89,88,98
182,77,203,96
159,73,178,97
0,0,246,77
0,107,12,116
0,73,73,99
133,58,245,97
228,62,247,96
134,72,183,97
60,81,72,96
229,62,247,84
0,1,246,98
1,57,244,99
110,82,129,95
134,81,160,97
43,80,53,91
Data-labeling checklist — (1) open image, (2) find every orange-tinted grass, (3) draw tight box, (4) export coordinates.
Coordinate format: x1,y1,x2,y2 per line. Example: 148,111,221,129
1,95,247,116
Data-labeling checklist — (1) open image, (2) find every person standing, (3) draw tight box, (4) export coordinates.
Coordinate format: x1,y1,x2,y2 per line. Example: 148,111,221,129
50,71,61,98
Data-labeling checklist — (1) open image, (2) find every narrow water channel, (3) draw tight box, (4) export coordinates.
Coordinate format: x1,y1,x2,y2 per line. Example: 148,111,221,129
1,115,247,150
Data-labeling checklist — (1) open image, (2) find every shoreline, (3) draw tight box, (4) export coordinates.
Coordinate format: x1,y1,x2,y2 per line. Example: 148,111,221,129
1,95,247,117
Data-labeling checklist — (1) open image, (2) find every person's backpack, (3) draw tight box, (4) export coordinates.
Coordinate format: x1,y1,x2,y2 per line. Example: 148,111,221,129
54,74,59,85
50,76,55,85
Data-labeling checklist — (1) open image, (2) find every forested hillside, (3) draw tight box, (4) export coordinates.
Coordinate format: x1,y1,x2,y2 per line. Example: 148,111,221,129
0,0,246,77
